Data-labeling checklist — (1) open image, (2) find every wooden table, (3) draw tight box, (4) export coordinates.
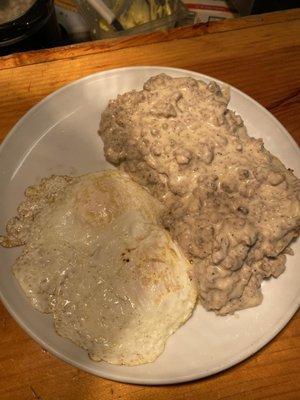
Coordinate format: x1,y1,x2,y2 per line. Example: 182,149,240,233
0,8,300,400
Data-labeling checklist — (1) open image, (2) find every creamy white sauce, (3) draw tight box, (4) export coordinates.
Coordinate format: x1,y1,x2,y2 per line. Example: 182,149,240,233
99,74,300,315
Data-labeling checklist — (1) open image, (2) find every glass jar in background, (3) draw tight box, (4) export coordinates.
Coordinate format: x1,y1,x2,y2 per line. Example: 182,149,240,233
76,0,188,40
0,0,64,56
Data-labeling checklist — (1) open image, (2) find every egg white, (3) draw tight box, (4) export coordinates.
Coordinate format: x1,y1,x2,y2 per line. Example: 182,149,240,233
1,170,196,365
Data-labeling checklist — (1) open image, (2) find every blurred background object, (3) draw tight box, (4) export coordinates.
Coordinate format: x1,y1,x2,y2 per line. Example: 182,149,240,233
0,0,299,56
75,0,188,39
230,0,300,16
0,0,36,24
55,0,90,41
0,0,64,56
181,1,238,23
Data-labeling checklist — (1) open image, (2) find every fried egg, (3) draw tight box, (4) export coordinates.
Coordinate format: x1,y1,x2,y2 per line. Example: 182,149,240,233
0,170,196,365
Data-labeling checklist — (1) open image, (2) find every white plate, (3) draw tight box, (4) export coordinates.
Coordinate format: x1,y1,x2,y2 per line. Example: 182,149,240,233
0,67,299,385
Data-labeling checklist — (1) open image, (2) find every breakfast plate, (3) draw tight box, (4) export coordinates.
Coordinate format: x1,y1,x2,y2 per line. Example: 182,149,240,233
0,66,299,385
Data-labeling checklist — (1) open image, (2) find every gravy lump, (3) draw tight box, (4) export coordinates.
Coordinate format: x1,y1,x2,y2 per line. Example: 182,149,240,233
99,74,300,315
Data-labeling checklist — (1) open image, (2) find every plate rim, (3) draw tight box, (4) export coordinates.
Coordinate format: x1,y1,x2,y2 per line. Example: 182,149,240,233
0,66,299,385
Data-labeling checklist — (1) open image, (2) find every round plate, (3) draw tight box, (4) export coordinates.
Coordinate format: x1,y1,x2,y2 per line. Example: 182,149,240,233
0,67,299,385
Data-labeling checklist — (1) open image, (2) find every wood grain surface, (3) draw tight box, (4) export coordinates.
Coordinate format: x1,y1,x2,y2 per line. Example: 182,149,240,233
0,9,300,400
